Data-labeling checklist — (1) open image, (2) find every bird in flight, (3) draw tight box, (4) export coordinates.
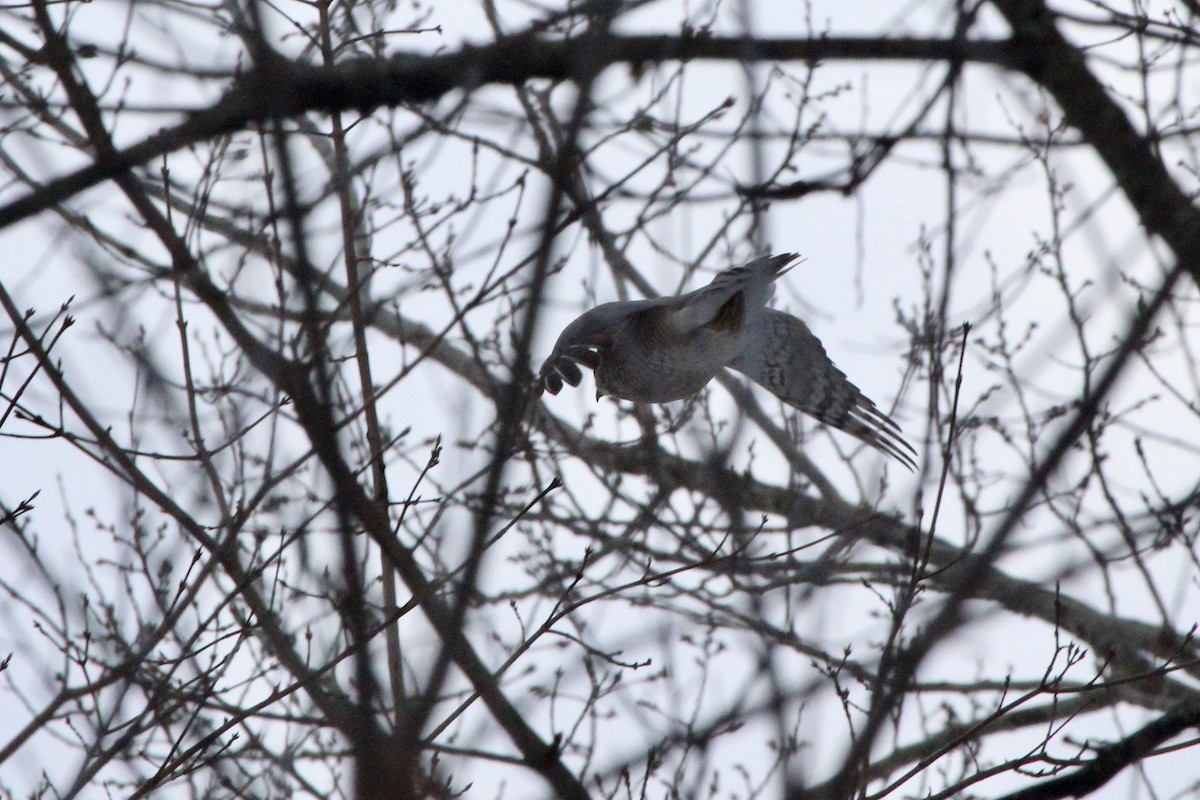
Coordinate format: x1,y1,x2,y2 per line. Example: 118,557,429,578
536,253,917,470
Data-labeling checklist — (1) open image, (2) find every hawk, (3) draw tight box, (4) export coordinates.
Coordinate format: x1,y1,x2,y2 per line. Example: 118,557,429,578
536,254,917,470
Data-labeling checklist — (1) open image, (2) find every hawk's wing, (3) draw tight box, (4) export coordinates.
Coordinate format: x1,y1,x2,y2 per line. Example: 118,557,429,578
729,309,917,470
670,253,800,332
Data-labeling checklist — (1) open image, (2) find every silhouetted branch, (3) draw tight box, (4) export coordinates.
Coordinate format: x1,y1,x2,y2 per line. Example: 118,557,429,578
0,33,1013,230
997,700,1200,800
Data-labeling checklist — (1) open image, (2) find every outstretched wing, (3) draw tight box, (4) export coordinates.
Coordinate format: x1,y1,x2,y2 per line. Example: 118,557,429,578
670,253,800,332
729,309,917,470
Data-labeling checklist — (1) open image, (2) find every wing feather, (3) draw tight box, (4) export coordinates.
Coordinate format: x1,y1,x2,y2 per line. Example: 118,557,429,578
729,309,917,470
670,253,800,332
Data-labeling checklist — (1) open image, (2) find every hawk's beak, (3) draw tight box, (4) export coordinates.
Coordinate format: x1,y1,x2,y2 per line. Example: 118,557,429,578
596,388,606,400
